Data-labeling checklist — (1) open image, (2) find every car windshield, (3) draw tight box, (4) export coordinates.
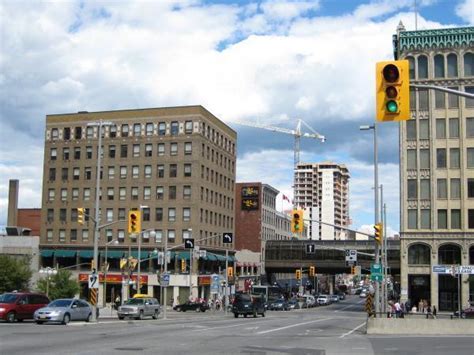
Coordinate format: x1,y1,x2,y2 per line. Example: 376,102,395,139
236,294,251,302
48,299,72,308
0,294,19,303
125,299,144,305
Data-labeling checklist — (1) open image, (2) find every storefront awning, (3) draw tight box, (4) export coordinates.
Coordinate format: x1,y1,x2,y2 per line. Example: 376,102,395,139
78,250,93,258
54,250,77,258
175,251,190,261
40,249,54,257
101,250,125,259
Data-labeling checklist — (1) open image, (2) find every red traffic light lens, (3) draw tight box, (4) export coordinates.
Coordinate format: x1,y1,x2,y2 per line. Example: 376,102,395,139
385,86,397,98
130,214,137,220
383,64,400,83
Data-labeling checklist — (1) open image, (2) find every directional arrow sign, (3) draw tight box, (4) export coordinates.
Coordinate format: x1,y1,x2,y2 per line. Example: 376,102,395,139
223,232,233,244
88,273,99,289
184,238,195,249
306,244,316,254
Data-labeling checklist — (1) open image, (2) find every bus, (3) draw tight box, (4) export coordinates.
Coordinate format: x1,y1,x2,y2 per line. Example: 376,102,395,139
251,285,282,303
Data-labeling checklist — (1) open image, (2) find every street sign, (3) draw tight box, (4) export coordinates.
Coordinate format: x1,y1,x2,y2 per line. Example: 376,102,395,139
345,249,357,262
370,274,383,282
306,244,316,254
370,263,382,282
211,273,220,294
432,265,474,274
160,273,170,286
223,232,233,244
184,238,195,249
88,273,99,289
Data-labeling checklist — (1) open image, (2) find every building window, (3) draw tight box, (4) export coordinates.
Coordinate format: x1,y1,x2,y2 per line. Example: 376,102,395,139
86,126,94,139
406,120,416,140
407,150,417,169
169,186,176,199
59,209,67,222
82,230,89,242
465,52,474,76
168,208,176,222
156,164,164,178
142,208,150,221
184,164,192,177
132,165,139,178
119,187,126,200
49,168,56,181
144,165,152,178
419,120,429,139
182,229,191,240
131,187,138,200
435,91,445,109
145,144,152,157
47,230,53,242
109,124,117,138
170,164,177,178
74,127,82,139
468,179,474,198
436,119,446,138
86,146,92,159
146,123,154,136
106,208,114,222
408,243,430,264
437,178,447,199
170,143,178,156
158,143,165,156
420,210,431,229
61,188,67,201
156,186,164,200
83,188,91,201
469,210,474,229
120,145,128,158
132,123,140,136
448,86,459,108
439,244,461,264
184,142,192,155
133,144,140,157
170,121,179,135
167,230,175,243
418,89,429,110
450,148,460,168
84,167,91,180
72,188,79,201
121,124,129,137
449,118,459,138
420,179,430,199
466,87,474,108
158,122,166,135
183,185,191,199
418,55,428,79
450,178,461,199
447,53,458,78
50,128,59,140
407,56,415,79
185,120,193,134
61,168,68,181
144,187,151,200
467,118,474,138
48,189,55,201
47,209,54,222
107,187,114,200
50,148,57,160
436,148,446,168
420,149,430,169
408,209,417,229
117,229,125,241
59,230,66,242
62,148,70,160
434,54,445,78
407,180,417,199
183,208,191,222
155,208,163,222
451,209,461,229
74,147,81,160
109,145,116,158
438,209,447,229
107,166,115,180
468,148,474,168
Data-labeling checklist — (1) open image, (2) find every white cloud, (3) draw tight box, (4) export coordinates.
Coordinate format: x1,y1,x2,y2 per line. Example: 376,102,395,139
456,0,474,24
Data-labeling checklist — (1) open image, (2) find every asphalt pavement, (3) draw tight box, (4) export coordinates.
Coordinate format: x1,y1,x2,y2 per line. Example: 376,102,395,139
1,295,472,355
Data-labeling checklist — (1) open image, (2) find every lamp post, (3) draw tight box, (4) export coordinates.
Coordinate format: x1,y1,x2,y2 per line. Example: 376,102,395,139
360,123,380,316
39,267,57,298
187,229,193,300
103,239,119,307
136,227,155,294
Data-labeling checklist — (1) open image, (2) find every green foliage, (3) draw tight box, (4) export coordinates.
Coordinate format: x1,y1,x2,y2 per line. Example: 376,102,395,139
0,255,32,293
37,269,80,300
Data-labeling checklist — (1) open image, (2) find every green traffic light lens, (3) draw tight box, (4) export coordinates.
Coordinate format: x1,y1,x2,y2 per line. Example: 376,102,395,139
386,100,398,113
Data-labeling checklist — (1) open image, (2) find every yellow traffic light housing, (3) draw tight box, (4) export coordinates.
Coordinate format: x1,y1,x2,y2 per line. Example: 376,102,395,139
376,60,410,122
181,259,187,273
77,207,85,225
309,266,315,277
128,210,141,234
374,223,383,246
295,269,302,280
291,209,304,233
351,266,356,275
227,266,234,278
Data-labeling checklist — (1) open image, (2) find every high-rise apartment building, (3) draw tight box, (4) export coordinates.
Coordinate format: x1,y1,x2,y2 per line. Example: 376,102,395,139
40,105,236,303
294,162,350,240
397,24,474,311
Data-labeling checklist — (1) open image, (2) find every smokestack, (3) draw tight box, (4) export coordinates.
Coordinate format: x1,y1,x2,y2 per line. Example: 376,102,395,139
7,179,19,226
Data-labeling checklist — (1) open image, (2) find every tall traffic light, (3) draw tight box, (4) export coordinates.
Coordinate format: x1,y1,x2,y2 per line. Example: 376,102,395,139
181,259,187,273
295,269,302,280
128,210,141,234
77,207,85,225
376,60,410,122
351,265,356,275
309,266,315,277
291,209,304,233
374,223,383,246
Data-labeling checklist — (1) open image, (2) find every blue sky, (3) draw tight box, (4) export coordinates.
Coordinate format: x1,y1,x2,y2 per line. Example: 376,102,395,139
0,0,473,236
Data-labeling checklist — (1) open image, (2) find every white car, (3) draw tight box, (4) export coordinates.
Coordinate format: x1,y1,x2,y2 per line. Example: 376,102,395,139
317,295,330,305
359,291,368,298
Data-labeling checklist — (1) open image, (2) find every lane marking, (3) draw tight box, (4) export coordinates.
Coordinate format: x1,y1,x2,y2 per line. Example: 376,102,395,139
339,321,366,338
256,318,330,335
191,323,250,332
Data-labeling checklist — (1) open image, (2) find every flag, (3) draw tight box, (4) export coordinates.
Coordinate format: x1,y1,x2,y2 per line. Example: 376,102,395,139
282,194,290,203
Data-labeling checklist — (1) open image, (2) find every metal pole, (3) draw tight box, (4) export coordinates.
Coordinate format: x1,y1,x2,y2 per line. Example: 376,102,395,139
383,203,388,310
163,235,168,320
374,123,380,316
137,230,141,294
458,269,461,319
104,242,108,307
46,275,49,298
92,120,103,322
380,184,385,314
225,249,228,315
189,247,193,300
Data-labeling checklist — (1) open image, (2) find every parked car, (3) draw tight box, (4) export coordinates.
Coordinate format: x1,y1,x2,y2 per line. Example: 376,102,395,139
34,298,93,325
287,299,300,310
269,299,289,311
329,295,339,303
0,292,50,323
317,295,331,306
118,297,161,320
173,301,209,312
302,295,317,308
232,293,265,318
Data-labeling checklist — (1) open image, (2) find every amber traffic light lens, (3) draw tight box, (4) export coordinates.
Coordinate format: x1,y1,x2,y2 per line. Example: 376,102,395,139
382,64,399,83
385,86,397,98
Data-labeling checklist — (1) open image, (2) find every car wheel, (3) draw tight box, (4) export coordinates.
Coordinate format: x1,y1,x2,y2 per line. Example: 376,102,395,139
62,314,70,325
182,309,186,312
195,308,201,312
234,313,238,318
244,314,247,318
152,310,159,320
35,321,44,325
6,312,16,323
138,311,144,320
86,313,92,322
461,313,466,319
262,312,265,317
253,311,257,318
118,316,125,320
175,307,181,312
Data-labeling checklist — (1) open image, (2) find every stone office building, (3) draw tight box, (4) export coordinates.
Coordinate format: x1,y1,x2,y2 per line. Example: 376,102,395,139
40,105,236,305
397,25,474,311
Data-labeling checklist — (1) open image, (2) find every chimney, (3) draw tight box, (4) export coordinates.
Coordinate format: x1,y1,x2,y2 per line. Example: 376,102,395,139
7,179,19,226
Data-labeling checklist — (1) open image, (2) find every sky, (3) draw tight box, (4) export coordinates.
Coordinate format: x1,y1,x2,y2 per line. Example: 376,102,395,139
0,0,473,237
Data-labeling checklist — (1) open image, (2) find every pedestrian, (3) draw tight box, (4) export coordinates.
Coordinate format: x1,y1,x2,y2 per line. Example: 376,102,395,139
423,299,428,314
114,295,121,310
432,305,437,318
411,305,417,313
426,305,432,319
418,299,424,313
405,299,411,314
394,300,402,318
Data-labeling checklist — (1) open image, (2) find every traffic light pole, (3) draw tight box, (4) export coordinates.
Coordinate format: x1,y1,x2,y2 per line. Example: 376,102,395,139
225,248,228,315
373,123,380,316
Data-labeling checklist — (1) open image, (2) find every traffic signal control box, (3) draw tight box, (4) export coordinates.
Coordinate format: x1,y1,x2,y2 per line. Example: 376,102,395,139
374,223,383,245
128,210,142,234
295,269,302,280
291,209,304,233
376,60,410,122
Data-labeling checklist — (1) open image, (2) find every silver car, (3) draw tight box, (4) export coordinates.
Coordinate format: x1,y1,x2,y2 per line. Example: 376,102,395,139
34,298,93,325
117,297,161,320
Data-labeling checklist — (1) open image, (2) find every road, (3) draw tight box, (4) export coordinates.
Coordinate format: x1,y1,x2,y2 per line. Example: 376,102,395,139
1,296,473,355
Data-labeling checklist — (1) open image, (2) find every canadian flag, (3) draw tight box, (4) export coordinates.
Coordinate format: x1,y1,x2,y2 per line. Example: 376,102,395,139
282,194,290,203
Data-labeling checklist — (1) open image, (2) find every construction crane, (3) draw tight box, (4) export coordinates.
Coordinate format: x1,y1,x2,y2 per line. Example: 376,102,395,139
234,119,325,167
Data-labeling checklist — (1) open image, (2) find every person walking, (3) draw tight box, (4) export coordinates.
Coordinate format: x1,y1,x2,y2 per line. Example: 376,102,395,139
114,295,121,310
432,305,437,319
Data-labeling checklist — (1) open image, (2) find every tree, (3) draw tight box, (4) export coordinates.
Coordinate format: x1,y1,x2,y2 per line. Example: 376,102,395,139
37,269,80,300
0,255,32,293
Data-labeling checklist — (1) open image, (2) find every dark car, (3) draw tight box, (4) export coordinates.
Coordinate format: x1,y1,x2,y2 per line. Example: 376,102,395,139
0,292,50,323
269,299,289,311
232,293,265,318
288,299,300,310
453,305,474,319
173,301,209,312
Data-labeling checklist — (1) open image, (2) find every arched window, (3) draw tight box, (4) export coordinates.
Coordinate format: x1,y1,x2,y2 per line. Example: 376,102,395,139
434,55,445,78
408,243,430,264
418,55,428,79
438,244,461,265
447,54,458,78
407,56,415,80
464,52,474,77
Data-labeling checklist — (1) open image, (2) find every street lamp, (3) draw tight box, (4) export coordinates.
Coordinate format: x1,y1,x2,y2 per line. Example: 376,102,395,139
103,238,119,307
359,123,381,316
39,267,57,298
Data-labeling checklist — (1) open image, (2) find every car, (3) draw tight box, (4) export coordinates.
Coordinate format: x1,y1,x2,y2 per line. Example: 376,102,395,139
0,292,50,323
287,299,300,310
118,297,161,320
232,293,266,318
302,295,317,308
173,301,209,312
337,293,346,300
329,295,339,303
453,305,474,319
34,298,93,325
317,295,331,305
269,299,289,311
359,291,368,298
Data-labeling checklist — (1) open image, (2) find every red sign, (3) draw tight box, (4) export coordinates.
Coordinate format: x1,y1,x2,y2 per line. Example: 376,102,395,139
78,273,148,284
198,275,211,286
